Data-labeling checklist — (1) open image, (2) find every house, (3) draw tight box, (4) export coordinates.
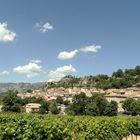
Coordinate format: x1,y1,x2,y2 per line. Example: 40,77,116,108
25,103,41,113
105,88,140,113
105,94,127,103
0,105,3,112
58,104,67,115
105,88,140,103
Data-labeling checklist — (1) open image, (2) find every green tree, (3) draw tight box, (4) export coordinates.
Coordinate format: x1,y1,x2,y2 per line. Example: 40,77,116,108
66,93,111,116
56,96,63,104
111,79,122,89
39,99,49,114
122,98,140,115
2,90,22,112
135,66,140,75
122,98,135,112
26,89,33,93
71,92,88,115
130,100,140,116
65,104,75,115
112,69,124,78
49,101,60,114
104,101,118,116
124,69,136,77
90,93,108,115
85,102,99,116
63,100,70,106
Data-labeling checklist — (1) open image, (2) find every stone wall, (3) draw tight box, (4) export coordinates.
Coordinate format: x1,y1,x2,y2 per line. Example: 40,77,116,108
123,135,140,140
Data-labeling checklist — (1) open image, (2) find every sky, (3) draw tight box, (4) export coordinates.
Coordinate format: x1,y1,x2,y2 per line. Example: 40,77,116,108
0,0,140,83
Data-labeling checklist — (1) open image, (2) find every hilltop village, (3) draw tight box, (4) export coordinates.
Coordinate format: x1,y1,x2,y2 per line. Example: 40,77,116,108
16,66,140,113
17,86,140,112
0,66,139,115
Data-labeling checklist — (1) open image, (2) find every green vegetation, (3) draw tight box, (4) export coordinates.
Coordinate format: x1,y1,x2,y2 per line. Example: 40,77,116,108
1,90,64,115
2,90,49,114
49,100,60,114
26,89,33,93
66,93,118,116
1,91,118,116
42,65,140,90
0,113,140,139
56,96,63,104
122,98,140,115
104,101,118,116
2,90,23,112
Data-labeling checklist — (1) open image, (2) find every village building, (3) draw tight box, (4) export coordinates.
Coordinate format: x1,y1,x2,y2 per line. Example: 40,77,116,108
58,104,67,115
105,94,126,112
18,87,140,113
0,105,3,112
105,87,140,113
25,103,41,113
105,94,127,103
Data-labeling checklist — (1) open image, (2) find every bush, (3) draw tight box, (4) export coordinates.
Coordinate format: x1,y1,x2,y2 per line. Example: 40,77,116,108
0,113,139,140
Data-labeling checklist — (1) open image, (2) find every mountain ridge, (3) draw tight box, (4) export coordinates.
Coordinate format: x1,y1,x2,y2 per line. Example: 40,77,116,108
0,65,140,94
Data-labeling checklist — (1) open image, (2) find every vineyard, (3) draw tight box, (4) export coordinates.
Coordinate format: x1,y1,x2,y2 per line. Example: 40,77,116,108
0,113,140,140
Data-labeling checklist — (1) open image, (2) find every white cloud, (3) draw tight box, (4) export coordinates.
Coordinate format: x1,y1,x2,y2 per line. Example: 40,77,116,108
58,49,78,60
35,22,53,33
80,45,102,53
48,64,76,81
13,62,43,78
54,65,76,73
0,70,9,76
29,59,42,64
0,22,16,42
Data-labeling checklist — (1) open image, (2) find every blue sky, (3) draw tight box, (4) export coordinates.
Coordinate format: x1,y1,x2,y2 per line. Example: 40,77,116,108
0,0,140,83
